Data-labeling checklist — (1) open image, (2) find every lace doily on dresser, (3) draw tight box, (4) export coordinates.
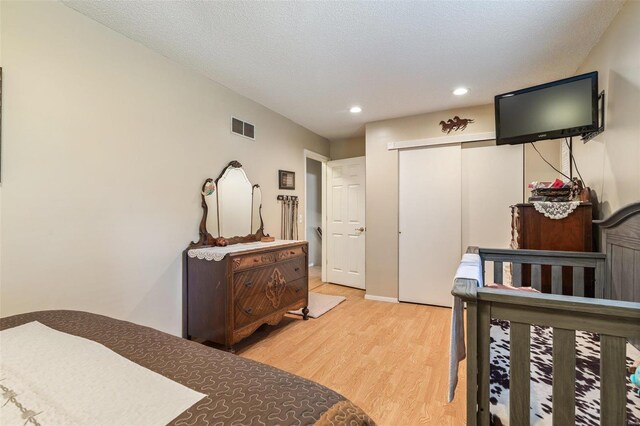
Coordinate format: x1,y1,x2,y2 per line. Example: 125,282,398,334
532,201,581,220
187,240,303,261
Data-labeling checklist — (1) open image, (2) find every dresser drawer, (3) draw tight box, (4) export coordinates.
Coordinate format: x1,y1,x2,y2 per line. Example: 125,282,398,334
231,245,306,271
233,257,305,291
277,256,306,283
233,269,307,329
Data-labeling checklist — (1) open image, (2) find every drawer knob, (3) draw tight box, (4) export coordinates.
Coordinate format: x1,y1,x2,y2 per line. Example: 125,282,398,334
294,267,300,272
245,281,253,288
244,307,253,314
253,258,259,263
290,251,295,255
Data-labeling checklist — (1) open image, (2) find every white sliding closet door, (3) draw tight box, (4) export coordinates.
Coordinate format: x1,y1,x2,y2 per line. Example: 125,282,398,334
461,142,524,284
398,141,524,307
399,145,462,307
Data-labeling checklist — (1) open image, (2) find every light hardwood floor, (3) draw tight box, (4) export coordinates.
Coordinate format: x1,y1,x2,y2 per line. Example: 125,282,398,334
235,267,467,425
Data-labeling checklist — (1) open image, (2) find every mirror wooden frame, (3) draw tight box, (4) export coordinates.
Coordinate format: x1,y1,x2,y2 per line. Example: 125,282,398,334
189,161,266,248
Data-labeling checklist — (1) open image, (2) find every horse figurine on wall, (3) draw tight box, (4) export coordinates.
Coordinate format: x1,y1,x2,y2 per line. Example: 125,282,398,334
439,116,475,134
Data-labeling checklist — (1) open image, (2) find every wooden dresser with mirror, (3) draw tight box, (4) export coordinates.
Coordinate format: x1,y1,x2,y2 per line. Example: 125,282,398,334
183,161,308,352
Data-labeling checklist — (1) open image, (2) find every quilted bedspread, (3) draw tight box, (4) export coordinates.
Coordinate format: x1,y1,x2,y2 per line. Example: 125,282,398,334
1,311,374,426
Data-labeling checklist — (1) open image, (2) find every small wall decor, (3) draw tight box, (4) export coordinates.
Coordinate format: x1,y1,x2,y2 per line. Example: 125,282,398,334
439,116,475,134
278,170,295,190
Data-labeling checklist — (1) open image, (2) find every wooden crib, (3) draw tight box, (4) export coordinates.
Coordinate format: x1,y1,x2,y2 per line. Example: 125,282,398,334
452,202,640,425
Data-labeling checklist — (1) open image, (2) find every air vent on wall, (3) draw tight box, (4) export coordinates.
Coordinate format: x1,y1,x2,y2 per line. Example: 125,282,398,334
231,117,255,140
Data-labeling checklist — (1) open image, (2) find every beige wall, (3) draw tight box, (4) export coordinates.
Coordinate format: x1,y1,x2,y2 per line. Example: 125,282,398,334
330,136,365,160
0,2,328,334
524,139,563,198
0,2,3,292
365,104,495,299
571,0,640,218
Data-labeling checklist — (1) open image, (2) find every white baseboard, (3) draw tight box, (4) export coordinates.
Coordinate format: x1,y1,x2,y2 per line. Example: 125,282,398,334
364,294,399,304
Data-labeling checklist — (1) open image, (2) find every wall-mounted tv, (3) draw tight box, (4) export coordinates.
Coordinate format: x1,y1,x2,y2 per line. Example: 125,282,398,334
495,71,598,145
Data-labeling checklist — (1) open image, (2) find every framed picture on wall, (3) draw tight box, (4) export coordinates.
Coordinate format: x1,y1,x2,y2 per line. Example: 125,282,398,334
279,170,295,190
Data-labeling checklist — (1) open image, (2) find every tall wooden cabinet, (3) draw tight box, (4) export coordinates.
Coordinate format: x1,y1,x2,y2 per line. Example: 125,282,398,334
510,203,593,294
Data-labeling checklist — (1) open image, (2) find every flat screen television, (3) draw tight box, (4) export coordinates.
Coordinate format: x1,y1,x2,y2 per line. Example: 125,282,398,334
495,71,598,145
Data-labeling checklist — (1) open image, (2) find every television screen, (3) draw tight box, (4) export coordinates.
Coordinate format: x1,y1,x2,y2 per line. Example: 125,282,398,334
495,72,598,145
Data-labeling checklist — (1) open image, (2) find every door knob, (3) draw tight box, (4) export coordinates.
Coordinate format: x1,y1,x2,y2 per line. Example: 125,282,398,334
355,227,366,232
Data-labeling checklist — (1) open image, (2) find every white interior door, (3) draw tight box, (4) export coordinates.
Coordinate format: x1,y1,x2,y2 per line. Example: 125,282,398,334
399,145,462,307
327,157,366,289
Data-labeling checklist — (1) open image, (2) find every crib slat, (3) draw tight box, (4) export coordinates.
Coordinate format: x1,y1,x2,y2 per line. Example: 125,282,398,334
466,303,478,426
552,328,575,425
512,263,522,287
509,322,530,426
572,266,585,297
531,264,541,291
477,303,491,426
600,335,626,424
595,258,606,298
493,261,503,284
551,265,562,294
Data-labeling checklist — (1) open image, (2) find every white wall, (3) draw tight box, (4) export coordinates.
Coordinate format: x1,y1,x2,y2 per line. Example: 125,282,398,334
524,139,563,199
0,2,328,334
572,0,640,217
305,158,322,266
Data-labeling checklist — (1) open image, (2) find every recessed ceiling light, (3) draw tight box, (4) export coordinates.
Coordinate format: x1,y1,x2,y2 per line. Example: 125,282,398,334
453,87,469,96
349,106,362,113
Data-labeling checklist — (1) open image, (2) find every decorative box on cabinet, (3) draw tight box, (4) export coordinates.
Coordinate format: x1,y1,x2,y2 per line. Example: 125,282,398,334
183,241,309,352
510,203,594,295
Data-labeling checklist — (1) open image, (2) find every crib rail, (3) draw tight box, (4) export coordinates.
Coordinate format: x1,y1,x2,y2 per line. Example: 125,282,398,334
453,247,639,426
477,247,607,297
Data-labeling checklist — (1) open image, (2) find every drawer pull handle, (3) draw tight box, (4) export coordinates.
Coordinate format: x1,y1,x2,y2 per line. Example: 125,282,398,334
244,307,253,314
290,251,295,255
245,281,253,288
253,258,259,263
294,267,300,272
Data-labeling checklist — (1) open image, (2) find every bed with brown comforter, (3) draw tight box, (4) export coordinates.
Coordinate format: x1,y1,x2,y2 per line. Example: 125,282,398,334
0,310,374,426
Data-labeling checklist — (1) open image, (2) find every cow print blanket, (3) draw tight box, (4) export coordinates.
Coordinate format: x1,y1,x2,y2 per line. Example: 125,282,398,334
489,319,640,425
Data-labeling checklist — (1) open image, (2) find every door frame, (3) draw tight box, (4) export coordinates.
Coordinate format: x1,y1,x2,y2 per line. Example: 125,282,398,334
303,149,329,282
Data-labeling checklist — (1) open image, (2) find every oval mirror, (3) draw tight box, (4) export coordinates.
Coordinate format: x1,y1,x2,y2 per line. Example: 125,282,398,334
252,185,263,234
191,161,268,248
217,165,252,238
203,184,219,238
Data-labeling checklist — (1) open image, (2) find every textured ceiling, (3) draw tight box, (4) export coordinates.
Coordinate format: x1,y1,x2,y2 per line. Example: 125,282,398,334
64,1,623,139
